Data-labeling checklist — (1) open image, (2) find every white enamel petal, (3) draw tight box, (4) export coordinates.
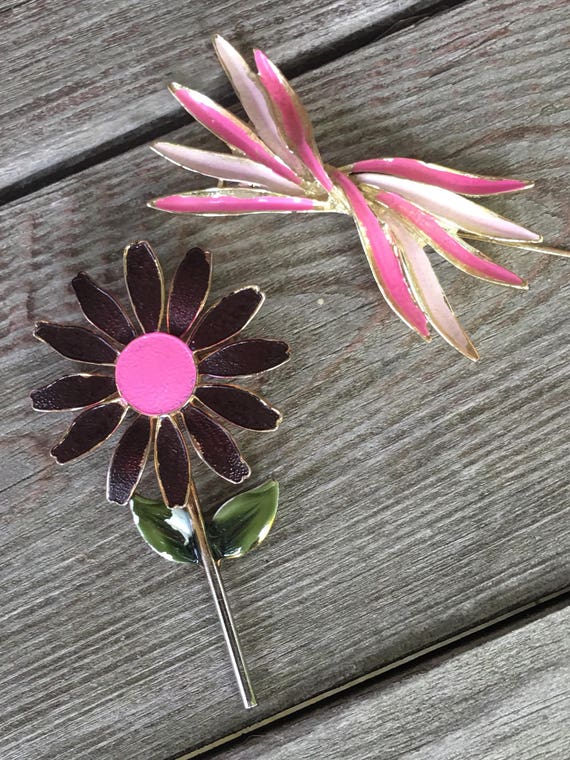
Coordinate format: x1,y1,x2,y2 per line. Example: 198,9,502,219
212,35,304,175
151,142,305,195
355,173,540,242
389,218,479,360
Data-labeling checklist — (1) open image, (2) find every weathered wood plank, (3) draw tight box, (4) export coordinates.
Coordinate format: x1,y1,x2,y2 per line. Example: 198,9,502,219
0,0,447,192
1,0,569,758
214,604,570,760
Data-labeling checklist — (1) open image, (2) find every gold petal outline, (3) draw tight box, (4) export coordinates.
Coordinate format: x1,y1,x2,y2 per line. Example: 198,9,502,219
211,34,308,180
167,82,303,186
166,246,213,339
150,142,306,196
72,271,137,346
154,414,192,508
123,241,166,333
460,234,570,258
31,373,118,413
386,216,479,362
147,186,334,215
106,415,154,505
341,159,535,197
371,198,528,291
33,321,118,366
50,399,128,465
192,383,283,432
197,338,291,379
182,402,251,485
356,178,542,244
188,285,265,353
333,184,430,341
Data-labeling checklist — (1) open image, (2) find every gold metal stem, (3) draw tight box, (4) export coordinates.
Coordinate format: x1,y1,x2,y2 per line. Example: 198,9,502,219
186,483,257,709
460,234,570,258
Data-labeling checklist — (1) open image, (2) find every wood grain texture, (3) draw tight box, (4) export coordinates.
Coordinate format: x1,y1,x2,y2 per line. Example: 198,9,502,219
215,604,570,760
1,0,569,758
0,0,446,191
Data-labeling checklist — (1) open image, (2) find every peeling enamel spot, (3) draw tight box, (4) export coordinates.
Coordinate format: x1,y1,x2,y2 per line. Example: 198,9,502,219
166,509,194,544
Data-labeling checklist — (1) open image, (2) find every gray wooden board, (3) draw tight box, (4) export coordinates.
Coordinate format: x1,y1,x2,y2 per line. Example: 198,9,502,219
1,0,570,757
0,0,447,191
214,604,570,760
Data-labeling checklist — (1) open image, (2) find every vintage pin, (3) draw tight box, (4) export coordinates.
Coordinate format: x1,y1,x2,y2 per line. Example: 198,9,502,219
31,241,290,708
148,35,569,360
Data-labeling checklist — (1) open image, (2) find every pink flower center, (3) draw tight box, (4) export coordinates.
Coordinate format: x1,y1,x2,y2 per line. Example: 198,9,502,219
115,333,197,416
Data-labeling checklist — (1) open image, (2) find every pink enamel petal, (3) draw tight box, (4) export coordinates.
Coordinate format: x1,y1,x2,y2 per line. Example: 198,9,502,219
169,84,302,186
388,218,478,361
376,191,526,288
331,170,429,339
151,142,305,196
350,159,533,196
355,173,540,242
212,35,305,175
254,49,333,193
149,188,323,215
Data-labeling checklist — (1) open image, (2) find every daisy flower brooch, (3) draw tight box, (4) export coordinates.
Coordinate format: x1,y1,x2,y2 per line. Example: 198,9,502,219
149,35,569,360
31,241,290,707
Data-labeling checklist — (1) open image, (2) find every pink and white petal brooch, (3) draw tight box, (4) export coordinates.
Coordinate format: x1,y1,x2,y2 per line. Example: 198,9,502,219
148,35,569,360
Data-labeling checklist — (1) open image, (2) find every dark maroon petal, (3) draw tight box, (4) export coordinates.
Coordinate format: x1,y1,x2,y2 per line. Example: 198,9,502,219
167,247,212,337
107,415,152,504
189,287,264,351
124,241,164,332
31,374,116,411
72,272,137,345
198,339,290,377
34,322,118,364
195,384,281,431
51,401,126,464
183,405,250,484
154,416,190,507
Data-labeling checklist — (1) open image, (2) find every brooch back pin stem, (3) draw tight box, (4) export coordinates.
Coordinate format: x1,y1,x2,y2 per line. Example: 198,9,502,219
187,481,257,708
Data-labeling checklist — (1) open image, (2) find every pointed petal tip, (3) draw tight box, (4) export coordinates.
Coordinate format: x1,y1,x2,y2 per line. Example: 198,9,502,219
211,32,228,48
168,81,184,94
106,491,128,506
147,197,177,212
148,141,186,163
459,338,480,362
232,465,252,485
49,447,65,465
124,239,152,254
467,348,480,362
253,48,272,71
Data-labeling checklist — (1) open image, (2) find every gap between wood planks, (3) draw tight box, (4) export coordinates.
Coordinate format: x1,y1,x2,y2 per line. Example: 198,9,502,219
0,0,472,207
170,585,570,760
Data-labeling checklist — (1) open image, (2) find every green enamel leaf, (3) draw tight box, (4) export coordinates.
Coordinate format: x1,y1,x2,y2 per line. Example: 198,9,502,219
210,480,279,559
130,495,199,564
